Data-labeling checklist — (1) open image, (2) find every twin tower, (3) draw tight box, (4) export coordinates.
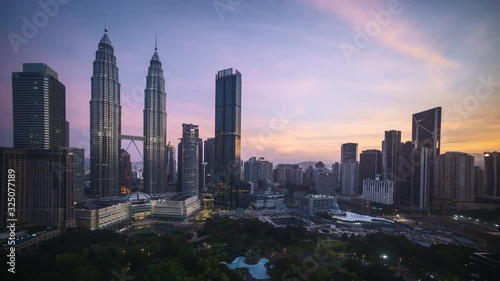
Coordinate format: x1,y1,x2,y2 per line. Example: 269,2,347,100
90,24,165,198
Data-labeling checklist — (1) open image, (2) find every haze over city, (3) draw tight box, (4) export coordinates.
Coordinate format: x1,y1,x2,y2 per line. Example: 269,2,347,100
1,0,499,164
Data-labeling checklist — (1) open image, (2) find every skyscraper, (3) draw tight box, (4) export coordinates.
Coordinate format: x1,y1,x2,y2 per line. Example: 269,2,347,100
243,157,273,190
411,147,432,210
0,147,84,229
214,68,242,185
412,107,441,154
397,141,414,205
12,63,68,149
359,149,382,182
166,142,176,185
204,138,215,187
90,21,121,198
383,130,401,181
484,152,499,198
341,143,358,164
341,161,359,196
435,152,475,210
341,143,359,196
412,107,441,209
120,148,133,193
181,124,200,196
143,37,166,195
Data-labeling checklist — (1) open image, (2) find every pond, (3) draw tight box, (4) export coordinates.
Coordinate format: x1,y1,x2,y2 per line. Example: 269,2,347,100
224,256,270,280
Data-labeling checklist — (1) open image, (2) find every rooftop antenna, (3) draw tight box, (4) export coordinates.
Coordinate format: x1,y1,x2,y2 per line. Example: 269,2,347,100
104,13,108,33
155,34,158,51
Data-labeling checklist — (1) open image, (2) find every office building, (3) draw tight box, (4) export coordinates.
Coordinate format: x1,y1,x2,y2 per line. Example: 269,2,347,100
363,179,394,205
341,161,359,196
397,141,414,205
143,38,167,195
411,147,432,210
204,138,215,187
304,165,315,188
90,24,121,198
474,166,485,198
299,195,341,216
274,164,303,186
120,149,133,193
412,107,441,209
243,156,273,190
316,172,337,195
214,68,242,185
484,152,499,198
382,130,401,181
359,149,382,182
198,138,204,191
341,143,358,164
181,124,200,197
0,147,84,229
12,63,68,149
251,190,285,209
165,142,176,184
435,152,475,210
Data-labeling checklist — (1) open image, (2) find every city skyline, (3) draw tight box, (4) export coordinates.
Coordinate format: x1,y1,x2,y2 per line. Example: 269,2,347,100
1,0,499,165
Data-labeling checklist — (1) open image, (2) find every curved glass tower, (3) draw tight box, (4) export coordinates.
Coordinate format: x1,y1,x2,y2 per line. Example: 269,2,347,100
90,24,121,198
143,37,166,194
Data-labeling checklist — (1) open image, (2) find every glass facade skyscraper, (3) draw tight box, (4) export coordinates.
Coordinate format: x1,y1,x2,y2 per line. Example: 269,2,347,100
12,63,68,149
181,124,200,196
214,68,242,184
143,40,166,195
411,107,441,210
90,27,121,198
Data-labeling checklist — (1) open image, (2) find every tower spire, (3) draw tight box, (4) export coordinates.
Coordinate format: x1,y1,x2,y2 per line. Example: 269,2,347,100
104,13,108,33
155,34,158,51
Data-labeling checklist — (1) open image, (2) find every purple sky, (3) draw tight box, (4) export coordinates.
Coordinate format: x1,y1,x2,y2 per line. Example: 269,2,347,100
1,0,499,165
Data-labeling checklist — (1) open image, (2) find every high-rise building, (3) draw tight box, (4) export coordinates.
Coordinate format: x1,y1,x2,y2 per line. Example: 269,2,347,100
177,141,182,190
474,166,485,198
198,138,204,191
316,172,337,195
166,142,176,185
359,149,382,182
363,179,394,205
332,162,341,192
304,165,315,188
90,23,121,198
397,141,414,205
341,143,358,164
143,38,166,195
274,164,303,186
341,161,359,196
382,130,401,181
411,147,432,210
243,157,273,190
120,149,133,193
435,152,475,210
214,68,242,185
0,147,84,229
340,143,359,196
412,107,441,154
181,124,200,197
12,63,68,149
204,138,215,187
484,152,499,198
412,107,441,209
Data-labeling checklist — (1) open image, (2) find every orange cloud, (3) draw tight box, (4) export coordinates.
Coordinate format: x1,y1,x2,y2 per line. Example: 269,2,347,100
309,0,460,69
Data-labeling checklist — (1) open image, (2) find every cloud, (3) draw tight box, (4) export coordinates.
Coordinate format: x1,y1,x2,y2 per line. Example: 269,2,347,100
308,0,461,69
